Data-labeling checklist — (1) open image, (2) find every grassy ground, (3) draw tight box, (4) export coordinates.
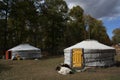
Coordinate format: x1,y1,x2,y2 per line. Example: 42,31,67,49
0,55,120,80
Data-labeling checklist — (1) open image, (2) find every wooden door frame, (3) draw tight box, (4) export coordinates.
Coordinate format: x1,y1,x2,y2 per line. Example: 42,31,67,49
6,51,12,60
71,48,85,69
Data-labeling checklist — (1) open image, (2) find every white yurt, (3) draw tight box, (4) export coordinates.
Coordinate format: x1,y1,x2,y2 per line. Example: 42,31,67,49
64,40,116,68
6,44,42,60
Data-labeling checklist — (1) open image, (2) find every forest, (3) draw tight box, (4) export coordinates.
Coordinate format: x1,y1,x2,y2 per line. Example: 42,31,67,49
0,0,118,56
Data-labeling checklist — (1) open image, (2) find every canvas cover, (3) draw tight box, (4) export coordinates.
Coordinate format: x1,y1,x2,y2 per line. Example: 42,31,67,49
64,40,116,67
64,40,115,51
8,44,40,51
8,44,41,59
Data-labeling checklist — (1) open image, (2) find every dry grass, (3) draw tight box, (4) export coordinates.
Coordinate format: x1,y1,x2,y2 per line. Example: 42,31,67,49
0,55,120,80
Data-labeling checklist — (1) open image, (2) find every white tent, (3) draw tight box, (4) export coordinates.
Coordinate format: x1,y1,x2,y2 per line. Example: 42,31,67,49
6,44,42,60
64,40,116,67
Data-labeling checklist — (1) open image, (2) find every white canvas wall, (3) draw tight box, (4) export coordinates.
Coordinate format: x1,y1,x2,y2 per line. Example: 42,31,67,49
64,50,72,66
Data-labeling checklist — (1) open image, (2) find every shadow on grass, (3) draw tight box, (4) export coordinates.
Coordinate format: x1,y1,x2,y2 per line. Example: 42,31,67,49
40,55,63,60
0,64,12,73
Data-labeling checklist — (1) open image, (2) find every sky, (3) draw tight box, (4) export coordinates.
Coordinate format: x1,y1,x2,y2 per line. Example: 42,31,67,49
65,0,120,39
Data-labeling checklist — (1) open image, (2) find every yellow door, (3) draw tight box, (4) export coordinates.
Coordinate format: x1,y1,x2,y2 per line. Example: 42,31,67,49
72,48,83,68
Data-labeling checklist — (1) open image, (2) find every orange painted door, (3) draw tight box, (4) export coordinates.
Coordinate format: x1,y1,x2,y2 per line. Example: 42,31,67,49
72,48,83,68
5,51,12,60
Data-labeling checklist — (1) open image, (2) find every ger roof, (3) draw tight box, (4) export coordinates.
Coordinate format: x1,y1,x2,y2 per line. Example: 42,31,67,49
8,44,40,51
64,40,115,51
